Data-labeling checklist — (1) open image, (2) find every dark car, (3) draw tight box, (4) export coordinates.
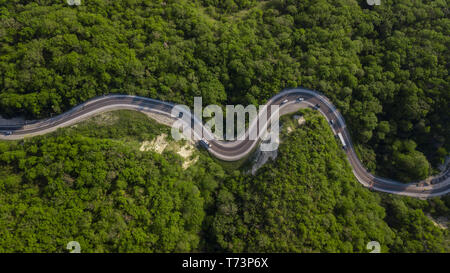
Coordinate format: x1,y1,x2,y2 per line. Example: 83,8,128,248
199,139,211,149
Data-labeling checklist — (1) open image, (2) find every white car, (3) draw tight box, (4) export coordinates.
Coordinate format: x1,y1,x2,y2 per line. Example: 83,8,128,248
281,99,289,105
297,97,304,102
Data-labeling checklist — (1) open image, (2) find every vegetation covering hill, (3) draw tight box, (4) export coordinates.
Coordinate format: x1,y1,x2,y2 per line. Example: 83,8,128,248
0,110,448,252
0,0,448,181
210,110,449,252
0,111,215,252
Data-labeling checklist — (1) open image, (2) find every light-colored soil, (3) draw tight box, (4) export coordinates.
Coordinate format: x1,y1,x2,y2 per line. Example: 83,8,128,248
293,115,306,126
139,133,198,169
177,143,193,158
176,143,199,169
139,133,169,153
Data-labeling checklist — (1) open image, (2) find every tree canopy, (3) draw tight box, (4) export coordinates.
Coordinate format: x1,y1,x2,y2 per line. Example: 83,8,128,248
0,110,447,252
0,0,448,180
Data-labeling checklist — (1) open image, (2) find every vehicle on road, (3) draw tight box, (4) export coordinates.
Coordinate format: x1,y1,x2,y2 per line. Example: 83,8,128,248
281,99,289,105
337,132,347,149
199,139,212,149
330,119,334,125
2,89,449,198
297,97,304,102
3,131,12,136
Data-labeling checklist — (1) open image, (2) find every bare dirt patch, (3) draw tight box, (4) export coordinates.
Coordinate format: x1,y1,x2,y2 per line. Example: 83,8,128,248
294,115,306,126
176,143,199,169
139,133,169,153
139,133,198,169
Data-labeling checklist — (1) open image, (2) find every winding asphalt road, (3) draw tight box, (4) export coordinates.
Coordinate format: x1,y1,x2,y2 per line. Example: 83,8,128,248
0,88,449,198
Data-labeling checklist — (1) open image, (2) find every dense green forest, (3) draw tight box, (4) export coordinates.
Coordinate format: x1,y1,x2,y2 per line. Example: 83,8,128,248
0,0,448,252
210,110,449,252
0,110,448,252
0,0,448,181
0,111,219,252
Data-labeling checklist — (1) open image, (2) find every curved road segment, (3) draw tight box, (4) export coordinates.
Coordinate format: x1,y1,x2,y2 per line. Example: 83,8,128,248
0,88,449,198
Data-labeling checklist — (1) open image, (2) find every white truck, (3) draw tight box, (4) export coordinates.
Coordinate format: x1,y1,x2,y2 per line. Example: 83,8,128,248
337,132,347,149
